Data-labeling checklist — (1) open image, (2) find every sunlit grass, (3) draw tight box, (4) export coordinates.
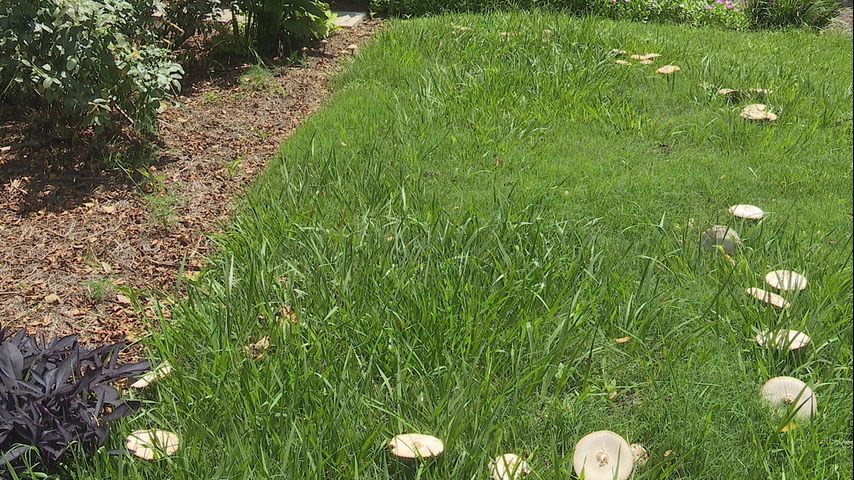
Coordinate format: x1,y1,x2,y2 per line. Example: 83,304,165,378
72,13,852,479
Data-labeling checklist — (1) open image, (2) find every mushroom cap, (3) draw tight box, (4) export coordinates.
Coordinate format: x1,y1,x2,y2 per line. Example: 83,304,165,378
764,270,808,292
130,362,172,389
615,59,630,66
610,49,627,56
755,330,811,351
630,443,649,468
126,430,180,460
740,104,778,121
638,59,654,65
489,453,531,480
728,204,764,220
388,433,444,459
656,65,681,75
572,431,634,480
718,88,740,96
746,287,791,309
701,225,742,254
761,376,817,420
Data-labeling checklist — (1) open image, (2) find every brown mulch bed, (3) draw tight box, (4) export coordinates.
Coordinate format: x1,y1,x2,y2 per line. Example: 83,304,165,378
1,20,380,348
827,7,853,33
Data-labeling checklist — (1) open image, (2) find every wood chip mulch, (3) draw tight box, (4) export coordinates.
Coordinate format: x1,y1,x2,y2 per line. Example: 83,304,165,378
1,20,380,348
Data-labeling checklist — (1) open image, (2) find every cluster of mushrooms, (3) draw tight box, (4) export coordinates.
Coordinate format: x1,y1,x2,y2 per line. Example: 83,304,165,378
386,430,646,479
611,49,778,122
703,204,817,431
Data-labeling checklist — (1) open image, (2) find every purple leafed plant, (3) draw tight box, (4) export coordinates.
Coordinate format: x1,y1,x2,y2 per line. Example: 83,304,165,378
0,330,149,474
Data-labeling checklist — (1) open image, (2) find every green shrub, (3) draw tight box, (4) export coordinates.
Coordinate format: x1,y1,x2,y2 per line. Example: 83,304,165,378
0,0,183,136
239,0,337,57
748,0,839,28
370,0,831,28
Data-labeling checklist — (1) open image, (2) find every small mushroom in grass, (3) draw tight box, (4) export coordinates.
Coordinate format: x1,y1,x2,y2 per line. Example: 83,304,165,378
765,270,808,292
126,430,180,460
761,376,817,421
489,453,531,480
718,88,740,97
701,225,742,254
130,362,172,389
610,49,628,56
638,59,655,65
615,60,630,66
740,104,778,121
572,431,634,480
755,329,811,351
630,443,649,468
728,204,764,220
388,433,444,460
655,65,681,75
746,287,791,309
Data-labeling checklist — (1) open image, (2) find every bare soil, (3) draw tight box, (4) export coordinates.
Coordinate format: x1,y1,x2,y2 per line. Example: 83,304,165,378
1,20,380,347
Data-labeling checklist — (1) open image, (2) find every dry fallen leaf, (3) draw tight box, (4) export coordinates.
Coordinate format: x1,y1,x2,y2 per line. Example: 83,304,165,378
44,293,60,304
101,205,116,214
245,336,271,358
780,421,798,432
281,306,297,326
116,294,132,305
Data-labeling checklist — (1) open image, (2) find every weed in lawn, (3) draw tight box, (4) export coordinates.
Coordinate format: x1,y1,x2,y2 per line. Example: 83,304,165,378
83,277,114,302
136,168,180,227
239,64,287,96
225,155,244,178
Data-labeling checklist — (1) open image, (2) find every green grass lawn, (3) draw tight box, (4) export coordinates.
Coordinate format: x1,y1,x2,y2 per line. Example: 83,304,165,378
77,13,852,479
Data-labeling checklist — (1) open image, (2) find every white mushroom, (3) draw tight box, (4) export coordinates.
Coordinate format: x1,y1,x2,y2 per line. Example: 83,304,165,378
126,430,180,460
615,59,630,66
746,287,791,309
630,443,649,467
740,104,778,121
728,204,764,220
130,362,172,389
761,376,817,420
764,270,808,292
572,431,634,480
655,65,681,75
717,88,740,96
755,329,811,351
701,225,742,254
388,433,444,459
489,453,531,480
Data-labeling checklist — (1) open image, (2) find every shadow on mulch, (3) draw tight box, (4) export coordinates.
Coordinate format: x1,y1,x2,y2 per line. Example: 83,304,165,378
0,30,348,217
